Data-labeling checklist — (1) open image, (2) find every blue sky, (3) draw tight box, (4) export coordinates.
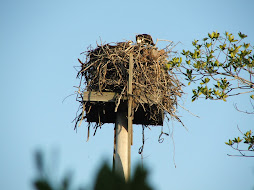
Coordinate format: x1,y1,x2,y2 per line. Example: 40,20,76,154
1,0,254,190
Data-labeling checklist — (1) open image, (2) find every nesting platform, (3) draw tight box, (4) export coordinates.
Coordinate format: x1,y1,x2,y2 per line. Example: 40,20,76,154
75,37,183,130
83,91,163,125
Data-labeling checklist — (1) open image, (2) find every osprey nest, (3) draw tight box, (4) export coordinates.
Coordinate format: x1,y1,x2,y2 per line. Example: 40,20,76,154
75,38,183,130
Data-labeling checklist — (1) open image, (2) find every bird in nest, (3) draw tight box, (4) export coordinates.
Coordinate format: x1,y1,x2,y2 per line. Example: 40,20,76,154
136,34,155,46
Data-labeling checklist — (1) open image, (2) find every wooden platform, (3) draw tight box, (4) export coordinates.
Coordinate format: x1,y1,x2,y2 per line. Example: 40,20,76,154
83,91,163,125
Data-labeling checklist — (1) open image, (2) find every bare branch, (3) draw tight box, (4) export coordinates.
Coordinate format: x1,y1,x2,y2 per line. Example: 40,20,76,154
227,154,254,157
234,103,254,114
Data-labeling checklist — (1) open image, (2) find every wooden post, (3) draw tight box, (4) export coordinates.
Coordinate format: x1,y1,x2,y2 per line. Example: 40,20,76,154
113,53,133,182
115,108,128,181
127,53,133,179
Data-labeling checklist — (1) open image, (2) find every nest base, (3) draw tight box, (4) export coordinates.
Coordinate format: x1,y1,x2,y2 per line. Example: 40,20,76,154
85,101,163,126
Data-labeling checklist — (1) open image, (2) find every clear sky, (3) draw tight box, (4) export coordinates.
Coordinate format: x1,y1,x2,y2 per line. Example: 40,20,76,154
1,0,254,190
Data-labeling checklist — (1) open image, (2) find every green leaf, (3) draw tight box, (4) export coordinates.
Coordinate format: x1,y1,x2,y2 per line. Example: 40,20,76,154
238,32,247,39
215,32,220,38
192,40,198,46
244,43,250,49
228,35,234,42
211,32,214,38
237,137,242,143
206,43,212,48
165,63,170,70
215,60,219,66
219,44,226,50
214,90,220,96
204,78,210,83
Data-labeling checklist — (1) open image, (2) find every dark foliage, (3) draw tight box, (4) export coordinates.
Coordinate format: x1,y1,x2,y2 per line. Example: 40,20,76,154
33,150,153,190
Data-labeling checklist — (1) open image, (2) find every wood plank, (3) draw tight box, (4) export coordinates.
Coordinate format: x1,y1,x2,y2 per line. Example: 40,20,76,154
83,91,123,102
83,91,162,104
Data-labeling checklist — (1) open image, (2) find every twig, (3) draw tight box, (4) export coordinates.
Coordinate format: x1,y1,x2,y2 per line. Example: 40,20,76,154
227,154,254,157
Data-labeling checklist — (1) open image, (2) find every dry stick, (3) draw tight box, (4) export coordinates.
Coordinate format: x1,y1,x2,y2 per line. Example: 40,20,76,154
86,123,90,142
178,103,199,118
80,61,97,73
170,121,177,168
139,125,145,169
136,63,161,118
115,86,126,112
113,124,116,172
78,105,86,127
154,39,173,48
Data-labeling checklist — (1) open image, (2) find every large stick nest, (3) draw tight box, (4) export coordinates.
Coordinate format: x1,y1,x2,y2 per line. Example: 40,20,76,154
75,41,183,128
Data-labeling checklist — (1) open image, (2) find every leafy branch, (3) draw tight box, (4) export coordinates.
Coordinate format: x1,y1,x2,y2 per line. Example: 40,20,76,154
167,31,254,102
225,129,254,157
165,31,254,158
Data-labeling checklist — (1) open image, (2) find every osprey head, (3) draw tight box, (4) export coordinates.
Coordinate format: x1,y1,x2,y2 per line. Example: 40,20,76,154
136,34,154,46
